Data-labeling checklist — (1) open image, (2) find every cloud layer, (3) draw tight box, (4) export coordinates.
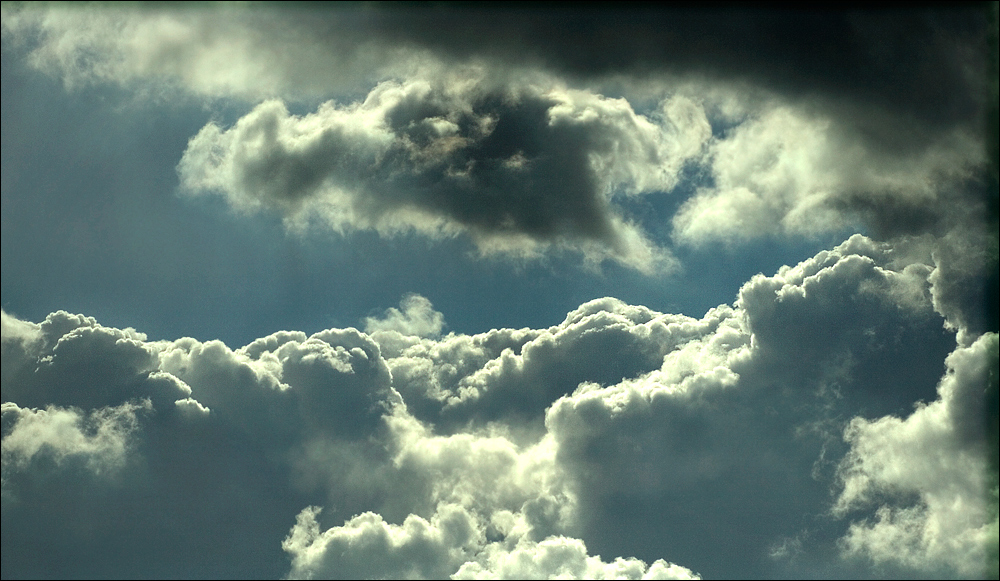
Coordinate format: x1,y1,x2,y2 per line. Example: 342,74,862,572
3,5,996,579
4,4,992,139
3,236,995,579
5,4,995,274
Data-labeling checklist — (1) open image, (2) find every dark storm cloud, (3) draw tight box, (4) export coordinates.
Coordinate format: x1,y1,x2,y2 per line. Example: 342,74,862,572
5,3,995,268
342,3,999,245
370,5,992,132
329,4,996,205
403,3,998,296
8,3,992,136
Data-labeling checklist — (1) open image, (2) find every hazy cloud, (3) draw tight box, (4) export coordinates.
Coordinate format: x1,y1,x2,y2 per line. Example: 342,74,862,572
2,400,147,477
672,105,985,245
0,3,416,99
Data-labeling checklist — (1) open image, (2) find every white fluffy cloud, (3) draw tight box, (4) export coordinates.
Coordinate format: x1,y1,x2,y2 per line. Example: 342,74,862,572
176,76,709,271
834,333,999,578
453,535,700,580
283,503,482,580
284,502,700,580
385,297,725,436
2,235,995,578
365,294,446,339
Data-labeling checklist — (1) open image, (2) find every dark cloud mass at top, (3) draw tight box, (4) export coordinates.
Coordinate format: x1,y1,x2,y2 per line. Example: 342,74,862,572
364,5,990,122
314,3,997,194
358,3,999,246
2,2,998,579
4,2,996,264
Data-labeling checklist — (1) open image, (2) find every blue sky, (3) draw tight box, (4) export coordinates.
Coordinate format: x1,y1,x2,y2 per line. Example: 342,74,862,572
2,4,997,579
1,42,847,346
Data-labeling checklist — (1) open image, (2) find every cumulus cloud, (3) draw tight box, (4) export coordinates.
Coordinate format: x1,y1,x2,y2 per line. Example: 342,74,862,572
1,298,703,578
0,310,188,411
453,534,700,580
834,333,999,578
926,229,1000,343
4,4,997,578
1,308,405,578
284,502,700,580
384,297,726,437
177,76,708,271
283,503,482,580
536,236,987,578
6,232,995,578
6,4,993,283
365,294,446,339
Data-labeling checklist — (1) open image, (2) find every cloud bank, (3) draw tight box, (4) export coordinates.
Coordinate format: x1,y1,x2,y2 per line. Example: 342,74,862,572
3,236,995,578
5,4,995,274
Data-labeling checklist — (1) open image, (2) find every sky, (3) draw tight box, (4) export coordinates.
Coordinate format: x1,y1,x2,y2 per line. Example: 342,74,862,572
1,3,997,579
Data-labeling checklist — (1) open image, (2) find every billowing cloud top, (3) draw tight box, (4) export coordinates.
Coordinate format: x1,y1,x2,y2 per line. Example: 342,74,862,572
2,3,997,579
3,236,997,578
